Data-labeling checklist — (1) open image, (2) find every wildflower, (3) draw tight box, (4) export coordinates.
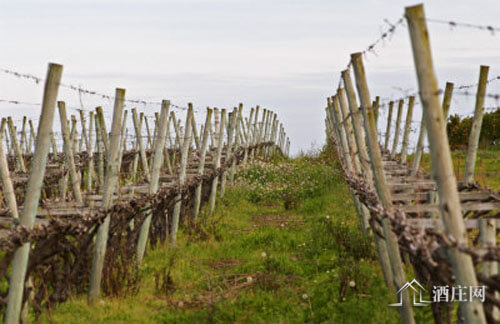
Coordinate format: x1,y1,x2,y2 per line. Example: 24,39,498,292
261,251,267,258
349,280,356,288
246,276,253,283
302,293,308,300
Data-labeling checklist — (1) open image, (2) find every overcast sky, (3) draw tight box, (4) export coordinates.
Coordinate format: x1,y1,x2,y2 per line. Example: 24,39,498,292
1,0,499,153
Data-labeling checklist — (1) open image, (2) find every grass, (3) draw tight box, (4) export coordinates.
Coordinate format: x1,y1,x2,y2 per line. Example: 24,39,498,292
40,151,431,323
412,146,500,191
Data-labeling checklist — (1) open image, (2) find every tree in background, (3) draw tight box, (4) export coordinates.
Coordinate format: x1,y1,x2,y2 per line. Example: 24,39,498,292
447,108,500,149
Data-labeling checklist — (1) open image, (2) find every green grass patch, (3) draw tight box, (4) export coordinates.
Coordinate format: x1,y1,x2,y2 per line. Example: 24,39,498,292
409,146,500,191
41,152,416,323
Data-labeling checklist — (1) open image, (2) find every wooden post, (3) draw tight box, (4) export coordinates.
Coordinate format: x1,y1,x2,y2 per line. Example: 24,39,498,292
341,70,373,180
163,116,173,175
88,88,125,305
172,112,182,150
170,104,194,246
209,109,226,215
374,96,380,125
95,107,109,152
442,82,454,121
463,65,489,185
193,108,213,220
19,117,27,154
117,110,129,173
28,120,35,154
79,110,90,152
384,101,394,152
337,89,362,173
250,106,259,160
144,115,152,149
58,102,83,204
136,100,170,264
0,119,18,218
7,117,26,173
166,113,174,153
339,83,395,295
406,5,486,322
95,112,105,188
229,105,243,182
479,219,498,320
400,96,415,164
4,127,11,156
70,115,78,153
351,53,415,324
5,63,63,324
214,108,220,148
50,131,58,158
390,99,404,159
411,82,454,175
190,110,200,152
220,110,236,197
132,108,151,181
87,111,95,191
243,107,254,166
330,97,352,172
330,99,375,239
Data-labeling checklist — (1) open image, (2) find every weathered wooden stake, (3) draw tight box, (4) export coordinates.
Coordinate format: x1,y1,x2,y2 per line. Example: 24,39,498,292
170,104,194,245
136,100,170,264
58,102,83,204
411,82,454,175
384,101,394,152
88,88,125,305
193,108,213,220
209,109,226,215
7,117,26,173
390,99,404,159
87,111,95,191
479,219,498,320
400,96,415,163
132,108,151,181
0,119,18,218
351,52,415,324
5,63,63,324
96,107,109,152
406,5,486,322
463,65,489,184
220,110,236,197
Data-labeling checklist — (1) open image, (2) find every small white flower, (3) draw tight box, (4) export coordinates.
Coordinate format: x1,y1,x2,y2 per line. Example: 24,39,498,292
349,280,356,288
246,276,253,283
302,293,308,300
261,251,267,258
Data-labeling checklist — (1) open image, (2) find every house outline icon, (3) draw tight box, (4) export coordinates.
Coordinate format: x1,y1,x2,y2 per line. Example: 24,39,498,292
389,279,432,307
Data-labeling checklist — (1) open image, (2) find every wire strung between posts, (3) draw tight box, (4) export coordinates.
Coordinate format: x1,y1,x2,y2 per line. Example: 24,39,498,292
335,16,406,90
455,90,500,102
0,98,40,107
456,75,500,90
334,14,500,102
378,79,500,110
425,18,500,34
0,67,194,111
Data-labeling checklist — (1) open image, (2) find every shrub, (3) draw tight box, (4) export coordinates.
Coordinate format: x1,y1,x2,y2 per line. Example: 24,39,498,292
447,108,500,149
